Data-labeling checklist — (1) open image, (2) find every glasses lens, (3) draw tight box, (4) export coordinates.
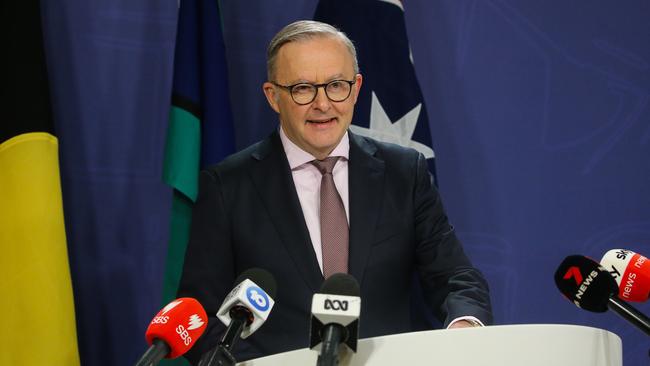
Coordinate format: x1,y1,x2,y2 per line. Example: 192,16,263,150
326,80,352,102
291,84,317,105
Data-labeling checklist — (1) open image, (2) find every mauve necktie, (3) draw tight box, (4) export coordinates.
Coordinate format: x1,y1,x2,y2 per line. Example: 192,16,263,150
311,157,349,278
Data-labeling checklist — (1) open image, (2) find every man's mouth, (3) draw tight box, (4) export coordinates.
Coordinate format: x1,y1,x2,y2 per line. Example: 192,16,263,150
307,117,337,124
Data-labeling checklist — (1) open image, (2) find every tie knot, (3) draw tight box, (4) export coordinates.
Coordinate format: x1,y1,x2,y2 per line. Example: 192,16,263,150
311,156,339,175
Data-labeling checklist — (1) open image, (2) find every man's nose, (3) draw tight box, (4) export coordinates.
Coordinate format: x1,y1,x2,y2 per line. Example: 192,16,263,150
311,86,332,111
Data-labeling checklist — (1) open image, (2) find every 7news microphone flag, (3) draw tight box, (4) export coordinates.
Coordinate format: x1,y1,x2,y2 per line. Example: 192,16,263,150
0,1,80,365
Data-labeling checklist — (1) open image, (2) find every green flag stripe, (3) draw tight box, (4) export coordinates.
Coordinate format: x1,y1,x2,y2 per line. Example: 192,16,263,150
160,191,194,304
159,105,199,366
162,106,201,202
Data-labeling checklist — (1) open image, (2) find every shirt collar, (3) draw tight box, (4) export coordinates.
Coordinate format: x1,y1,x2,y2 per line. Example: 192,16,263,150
279,126,349,170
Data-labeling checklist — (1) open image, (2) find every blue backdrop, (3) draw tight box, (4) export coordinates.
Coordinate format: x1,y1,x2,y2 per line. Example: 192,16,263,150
41,1,649,365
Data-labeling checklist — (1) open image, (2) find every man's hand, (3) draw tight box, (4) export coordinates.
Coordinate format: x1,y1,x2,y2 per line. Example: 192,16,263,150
447,320,477,329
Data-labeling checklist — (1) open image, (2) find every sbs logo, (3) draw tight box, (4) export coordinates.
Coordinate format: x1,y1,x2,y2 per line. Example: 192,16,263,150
176,325,192,346
324,299,348,311
151,315,169,324
246,286,270,312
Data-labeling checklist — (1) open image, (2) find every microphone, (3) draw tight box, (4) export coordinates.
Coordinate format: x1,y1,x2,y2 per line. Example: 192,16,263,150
310,273,361,366
600,249,650,302
198,268,277,366
554,255,650,336
134,297,208,366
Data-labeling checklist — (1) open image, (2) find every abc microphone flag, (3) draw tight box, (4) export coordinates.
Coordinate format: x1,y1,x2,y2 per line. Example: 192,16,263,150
600,249,650,302
134,297,208,366
310,273,361,366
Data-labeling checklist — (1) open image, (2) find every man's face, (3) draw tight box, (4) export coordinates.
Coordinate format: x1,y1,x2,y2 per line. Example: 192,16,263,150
263,36,362,159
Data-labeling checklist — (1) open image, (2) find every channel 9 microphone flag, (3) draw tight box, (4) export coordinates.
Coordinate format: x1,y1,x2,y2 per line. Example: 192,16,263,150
0,0,80,365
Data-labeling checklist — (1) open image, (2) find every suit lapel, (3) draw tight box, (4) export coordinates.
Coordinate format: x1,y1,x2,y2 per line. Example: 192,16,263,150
248,131,323,292
348,132,385,285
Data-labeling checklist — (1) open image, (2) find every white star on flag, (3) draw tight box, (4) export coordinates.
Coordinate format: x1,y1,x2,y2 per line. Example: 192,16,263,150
350,91,435,158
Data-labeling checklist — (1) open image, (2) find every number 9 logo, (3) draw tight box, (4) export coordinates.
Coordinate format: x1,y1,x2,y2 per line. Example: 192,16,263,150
246,286,270,311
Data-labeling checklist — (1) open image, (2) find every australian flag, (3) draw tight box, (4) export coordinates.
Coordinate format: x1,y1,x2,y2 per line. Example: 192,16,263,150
315,0,441,330
314,0,437,180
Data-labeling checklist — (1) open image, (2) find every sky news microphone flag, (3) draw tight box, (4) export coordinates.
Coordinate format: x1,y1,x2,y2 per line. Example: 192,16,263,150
314,0,438,180
0,1,80,365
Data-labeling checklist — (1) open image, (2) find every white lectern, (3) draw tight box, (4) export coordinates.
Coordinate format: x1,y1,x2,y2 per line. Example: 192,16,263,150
239,324,622,366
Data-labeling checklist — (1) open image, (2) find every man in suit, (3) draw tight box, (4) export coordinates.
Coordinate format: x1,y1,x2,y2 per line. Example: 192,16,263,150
178,20,492,364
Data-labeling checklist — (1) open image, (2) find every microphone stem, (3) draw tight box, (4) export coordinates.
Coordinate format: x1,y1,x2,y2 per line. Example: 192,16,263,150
317,325,343,366
608,297,650,336
198,308,250,366
134,339,170,366
220,309,248,350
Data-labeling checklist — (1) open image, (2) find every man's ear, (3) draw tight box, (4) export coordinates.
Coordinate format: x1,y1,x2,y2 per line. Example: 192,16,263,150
351,73,363,104
262,82,280,113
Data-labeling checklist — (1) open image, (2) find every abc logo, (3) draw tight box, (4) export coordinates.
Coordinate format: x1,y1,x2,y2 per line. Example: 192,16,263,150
324,299,348,311
151,315,169,324
246,286,270,312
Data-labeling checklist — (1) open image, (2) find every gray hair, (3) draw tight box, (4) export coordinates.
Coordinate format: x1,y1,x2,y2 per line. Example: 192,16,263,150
266,20,359,81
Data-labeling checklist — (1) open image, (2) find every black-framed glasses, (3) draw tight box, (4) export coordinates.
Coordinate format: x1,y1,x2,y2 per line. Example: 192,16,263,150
271,79,356,105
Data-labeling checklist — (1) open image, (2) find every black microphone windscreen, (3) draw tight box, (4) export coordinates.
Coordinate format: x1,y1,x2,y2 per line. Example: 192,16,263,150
234,268,277,298
320,273,360,297
554,255,617,312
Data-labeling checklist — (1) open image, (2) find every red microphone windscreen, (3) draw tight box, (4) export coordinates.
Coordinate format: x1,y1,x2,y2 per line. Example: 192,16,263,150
600,249,650,302
144,297,208,359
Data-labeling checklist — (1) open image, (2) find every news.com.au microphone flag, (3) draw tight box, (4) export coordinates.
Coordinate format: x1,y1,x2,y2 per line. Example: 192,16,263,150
160,1,235,364
0,1,80,365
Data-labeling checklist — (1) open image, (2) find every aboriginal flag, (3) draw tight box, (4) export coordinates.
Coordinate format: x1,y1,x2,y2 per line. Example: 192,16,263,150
0,1,80,365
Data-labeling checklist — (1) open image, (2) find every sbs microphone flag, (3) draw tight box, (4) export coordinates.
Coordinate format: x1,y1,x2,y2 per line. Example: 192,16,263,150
135,297,207,366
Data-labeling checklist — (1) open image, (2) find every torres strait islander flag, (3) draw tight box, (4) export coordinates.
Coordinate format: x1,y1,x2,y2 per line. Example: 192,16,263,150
160,2,234,363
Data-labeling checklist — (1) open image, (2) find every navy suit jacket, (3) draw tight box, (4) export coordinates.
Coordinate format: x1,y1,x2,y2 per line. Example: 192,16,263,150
178,130,492,364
